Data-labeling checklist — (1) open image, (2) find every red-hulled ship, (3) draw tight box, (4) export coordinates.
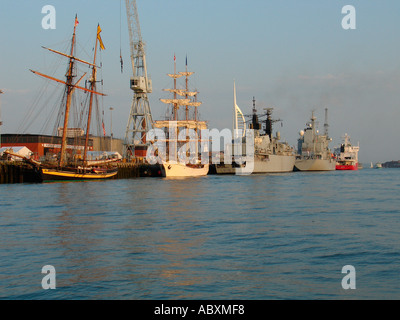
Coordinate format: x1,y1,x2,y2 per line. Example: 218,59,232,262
335,133,359,170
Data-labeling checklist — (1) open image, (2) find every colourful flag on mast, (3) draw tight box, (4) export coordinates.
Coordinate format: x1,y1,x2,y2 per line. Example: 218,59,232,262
74,15,79,27
102,121,106,136
120,51,123,73
97,24,105,50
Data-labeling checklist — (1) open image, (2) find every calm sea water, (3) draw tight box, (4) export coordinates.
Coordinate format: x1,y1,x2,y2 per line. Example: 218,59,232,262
1,168,400,300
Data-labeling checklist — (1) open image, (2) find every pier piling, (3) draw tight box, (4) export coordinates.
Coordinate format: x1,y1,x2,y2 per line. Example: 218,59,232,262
0,162,162,184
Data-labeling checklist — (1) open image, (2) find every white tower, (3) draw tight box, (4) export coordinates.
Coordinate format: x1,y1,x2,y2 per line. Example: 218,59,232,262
0,90,3,147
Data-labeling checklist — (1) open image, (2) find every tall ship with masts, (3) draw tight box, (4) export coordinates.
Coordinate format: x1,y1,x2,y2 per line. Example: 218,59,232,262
6,17,118,181
151,56,209,177
294,109,336,171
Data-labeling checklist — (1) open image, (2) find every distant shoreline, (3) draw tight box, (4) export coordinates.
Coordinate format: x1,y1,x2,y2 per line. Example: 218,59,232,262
382,161,400,168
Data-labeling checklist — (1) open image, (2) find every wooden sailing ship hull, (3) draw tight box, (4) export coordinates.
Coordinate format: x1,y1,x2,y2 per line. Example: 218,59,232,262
161,162,209,178
40,168,118,182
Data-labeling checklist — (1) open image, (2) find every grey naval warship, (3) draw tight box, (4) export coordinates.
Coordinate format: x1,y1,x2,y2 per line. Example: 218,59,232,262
216,95,295,174
294,109,336,171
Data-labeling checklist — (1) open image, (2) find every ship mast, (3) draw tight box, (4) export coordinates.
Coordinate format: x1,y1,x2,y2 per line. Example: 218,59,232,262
156,57,206,162
181,57,194,121
311,110,316,155
83,25,102,166
324,107,329,138
161,57,188,120
185,63,189,121
178,59,201,120
30,16,106,167
58,16,79,167
173,55,179,120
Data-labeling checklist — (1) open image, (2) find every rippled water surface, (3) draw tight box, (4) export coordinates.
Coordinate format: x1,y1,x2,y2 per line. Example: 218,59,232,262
1,168,400,299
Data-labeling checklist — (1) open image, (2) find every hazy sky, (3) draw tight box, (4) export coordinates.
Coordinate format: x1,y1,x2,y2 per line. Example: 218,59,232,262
1,0,400,163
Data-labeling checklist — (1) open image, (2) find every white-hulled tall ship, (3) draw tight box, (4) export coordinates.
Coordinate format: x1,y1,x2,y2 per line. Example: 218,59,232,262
294,109,336,171
216,85,295,174
334,133,359,170
152,56,209,177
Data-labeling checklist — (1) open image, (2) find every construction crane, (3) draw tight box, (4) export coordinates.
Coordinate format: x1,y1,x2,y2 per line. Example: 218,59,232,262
123,0,153,160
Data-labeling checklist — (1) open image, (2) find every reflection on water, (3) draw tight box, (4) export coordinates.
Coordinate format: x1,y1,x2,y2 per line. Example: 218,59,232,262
1,169,400,299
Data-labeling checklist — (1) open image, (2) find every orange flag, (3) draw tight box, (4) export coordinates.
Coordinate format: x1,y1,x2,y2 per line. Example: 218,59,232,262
97,25,105,50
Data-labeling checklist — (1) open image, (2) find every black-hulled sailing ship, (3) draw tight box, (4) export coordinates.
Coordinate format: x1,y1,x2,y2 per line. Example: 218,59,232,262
10,16,118,181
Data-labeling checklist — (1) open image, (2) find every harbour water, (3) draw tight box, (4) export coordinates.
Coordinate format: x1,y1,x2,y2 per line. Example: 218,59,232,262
1,168,400,300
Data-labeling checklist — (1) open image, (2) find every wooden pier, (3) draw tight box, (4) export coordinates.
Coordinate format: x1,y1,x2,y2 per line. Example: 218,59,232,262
0,162,40,184
116,162,162,179
0,162,162,184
